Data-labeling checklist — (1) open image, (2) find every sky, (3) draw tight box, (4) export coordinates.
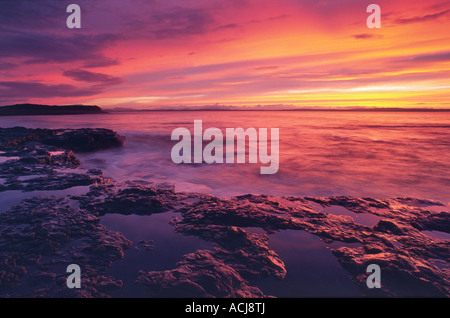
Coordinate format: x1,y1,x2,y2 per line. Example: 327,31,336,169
0,0,449,109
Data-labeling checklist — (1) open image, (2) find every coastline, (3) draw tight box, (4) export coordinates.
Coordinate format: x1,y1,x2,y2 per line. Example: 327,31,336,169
0,127,448,297
0,104,106,116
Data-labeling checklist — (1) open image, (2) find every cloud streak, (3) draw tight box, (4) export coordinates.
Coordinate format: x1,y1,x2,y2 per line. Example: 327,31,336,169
0,81,100,98
394,9,450,24
352,33,383,40
63,69,123,85
0,32,119,67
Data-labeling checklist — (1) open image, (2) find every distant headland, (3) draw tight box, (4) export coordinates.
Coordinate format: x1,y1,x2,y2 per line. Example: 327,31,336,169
0,104,106,116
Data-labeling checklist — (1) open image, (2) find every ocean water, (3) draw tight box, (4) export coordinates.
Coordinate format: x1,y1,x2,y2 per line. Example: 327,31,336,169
1,110,449,297
1,110,449,203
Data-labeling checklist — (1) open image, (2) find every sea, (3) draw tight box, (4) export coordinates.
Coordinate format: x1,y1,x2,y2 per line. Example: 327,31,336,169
1,110,449,297
1,110,449,202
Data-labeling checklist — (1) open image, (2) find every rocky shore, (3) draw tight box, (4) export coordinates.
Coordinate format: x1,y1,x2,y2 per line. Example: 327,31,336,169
0,127,448,297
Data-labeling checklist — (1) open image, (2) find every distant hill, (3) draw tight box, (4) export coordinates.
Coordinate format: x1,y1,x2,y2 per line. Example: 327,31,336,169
0,104,106,116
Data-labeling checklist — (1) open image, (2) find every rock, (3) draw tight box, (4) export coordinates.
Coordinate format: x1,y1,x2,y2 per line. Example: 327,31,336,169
79,184,176,215
41,128,125,153
0,127,119,193
136,249,267,298
333,246,449,297
0,196,131,297
373,219,407,235
412,212,450,232
364,244,385,254
0,127,124,153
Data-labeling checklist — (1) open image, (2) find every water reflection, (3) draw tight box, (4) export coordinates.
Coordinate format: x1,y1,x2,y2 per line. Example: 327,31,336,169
1,111,449,202
257,230,362,297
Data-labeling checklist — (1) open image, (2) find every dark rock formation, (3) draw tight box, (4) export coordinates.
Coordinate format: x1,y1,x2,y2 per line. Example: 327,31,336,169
0,127,124,153
41,128,125,153
81,182,449,297
0,127,121,192
136,249,267,298
0,104,105,116
80,183,176,215
0,196,131,297
0,127,129,297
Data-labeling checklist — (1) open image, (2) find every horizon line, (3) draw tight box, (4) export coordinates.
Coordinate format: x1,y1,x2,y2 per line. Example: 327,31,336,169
107,107,450,112
2,103,450,112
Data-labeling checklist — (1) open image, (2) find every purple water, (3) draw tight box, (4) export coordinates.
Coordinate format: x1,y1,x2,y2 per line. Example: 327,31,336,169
1,110,449,203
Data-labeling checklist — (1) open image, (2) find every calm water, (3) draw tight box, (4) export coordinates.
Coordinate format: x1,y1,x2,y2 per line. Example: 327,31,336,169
1,110,449,202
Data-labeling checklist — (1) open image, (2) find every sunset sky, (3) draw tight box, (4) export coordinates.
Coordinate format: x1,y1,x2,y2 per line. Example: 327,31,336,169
1,0,449,109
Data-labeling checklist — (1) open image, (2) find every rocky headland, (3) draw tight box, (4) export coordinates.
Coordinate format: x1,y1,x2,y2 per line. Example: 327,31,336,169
0,127,448,298
0,104,105,116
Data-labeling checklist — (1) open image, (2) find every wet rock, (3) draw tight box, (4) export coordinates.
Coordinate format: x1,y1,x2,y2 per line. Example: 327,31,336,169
172,222,286,280
78,183,178,215
333,246,449,297
364,244,385,254
168,194,449,297
412,212,450,232
0,127,52,147
41,128,125,153
0,128,118,193
136,249,267,298
1,127,124,153
373,219,408,235
0,196,131,297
